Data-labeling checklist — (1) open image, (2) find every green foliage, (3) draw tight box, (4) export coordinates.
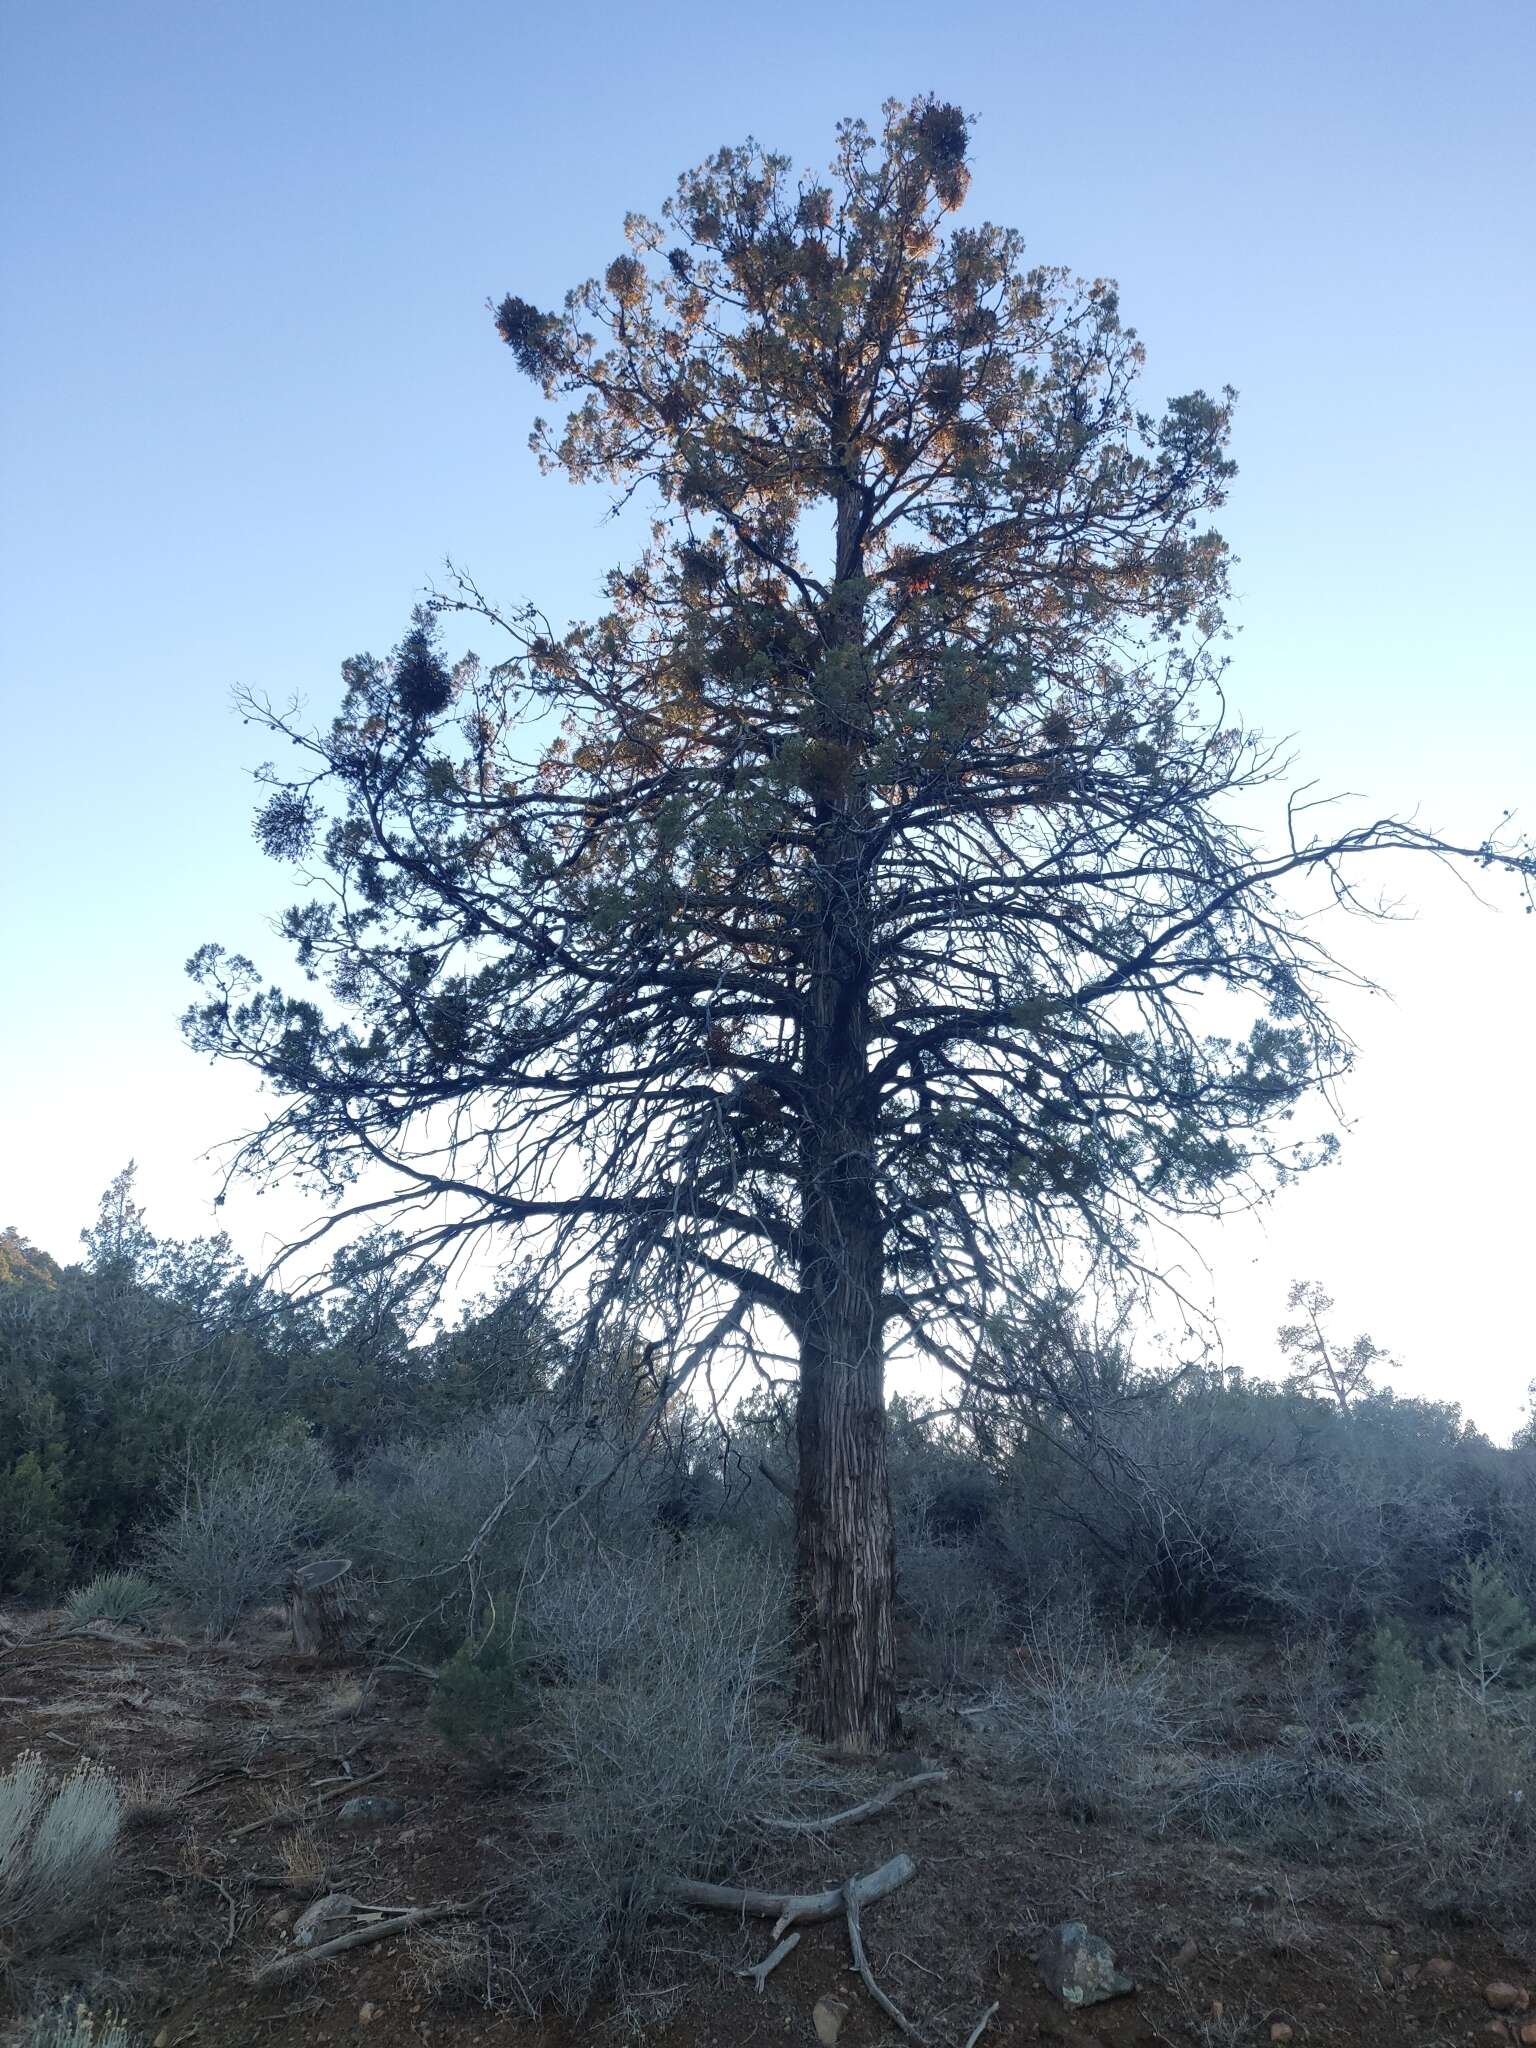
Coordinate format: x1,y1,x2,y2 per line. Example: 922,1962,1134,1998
1364,1620,1426,1716
1433,1556,1536,1694
429,1621,531,1754
0,1174,560,1598
63,1570,163,1627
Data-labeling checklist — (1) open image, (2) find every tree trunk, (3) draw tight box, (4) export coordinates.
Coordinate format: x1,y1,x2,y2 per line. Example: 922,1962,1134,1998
285,1556,362,1660
792,431,898,1753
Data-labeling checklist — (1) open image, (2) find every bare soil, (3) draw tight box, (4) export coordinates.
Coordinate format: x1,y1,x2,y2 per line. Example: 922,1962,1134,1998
3,1611,1532,2048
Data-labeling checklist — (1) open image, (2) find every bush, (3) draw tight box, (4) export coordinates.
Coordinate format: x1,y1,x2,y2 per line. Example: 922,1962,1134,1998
492,1541,814,2017
0,1752,122,1954
1376,1682,1536,1917
429,1622,533,1761
985,1604,1182,1821
143,1438,340,1638
15,2005,132,2048
63,1571,163,1627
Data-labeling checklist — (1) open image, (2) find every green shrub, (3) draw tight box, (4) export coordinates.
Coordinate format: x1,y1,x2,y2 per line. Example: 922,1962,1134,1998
63,1570,163,1627
1433,1557,1536,1696
1363,1620,1426,1716
430,1622,532,1756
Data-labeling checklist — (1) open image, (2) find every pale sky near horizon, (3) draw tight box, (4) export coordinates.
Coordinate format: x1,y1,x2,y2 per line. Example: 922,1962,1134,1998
1,1,1532,1435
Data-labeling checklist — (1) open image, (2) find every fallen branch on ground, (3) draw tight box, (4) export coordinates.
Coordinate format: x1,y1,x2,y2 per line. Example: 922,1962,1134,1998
663,1851,915,1937
228,1766,385,1840
250,1902,466,1984
734,1928,801,1991
759,1770,948,1834
844,1868,929,2045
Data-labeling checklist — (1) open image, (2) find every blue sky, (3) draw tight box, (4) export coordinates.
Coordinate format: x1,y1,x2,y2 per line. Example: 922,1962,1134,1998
2,0,1532,1430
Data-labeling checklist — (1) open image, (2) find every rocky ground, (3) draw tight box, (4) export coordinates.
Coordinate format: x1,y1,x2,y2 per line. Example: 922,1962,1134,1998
2,1610,1533,2048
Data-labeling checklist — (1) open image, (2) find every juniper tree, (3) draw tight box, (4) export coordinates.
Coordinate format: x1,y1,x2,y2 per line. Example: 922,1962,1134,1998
186,100,1532,1749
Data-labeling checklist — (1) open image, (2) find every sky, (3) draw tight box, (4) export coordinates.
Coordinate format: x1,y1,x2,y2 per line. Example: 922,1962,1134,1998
1,0,1532,1434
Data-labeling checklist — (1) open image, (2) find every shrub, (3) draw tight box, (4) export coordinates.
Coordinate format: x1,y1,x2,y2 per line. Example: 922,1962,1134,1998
492,1541,814,2017
985,1604,1181,1821
143,1438,340,1638
63,1571,163,1627
15,2005,132,2048
429,1622,533,1760
0,1753,122,1953
1432,1557,1536,1697
1376,1682,1536,1917
1160,1751,1381,1852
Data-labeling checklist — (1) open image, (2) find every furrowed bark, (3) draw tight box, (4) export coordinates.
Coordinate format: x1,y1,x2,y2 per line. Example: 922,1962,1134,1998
792,428,899,1754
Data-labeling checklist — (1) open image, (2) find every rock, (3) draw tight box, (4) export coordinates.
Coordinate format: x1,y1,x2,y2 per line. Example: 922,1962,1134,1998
1487,1984,1524,2013
294,1891,361,1946
1034,1921,1135,2008
335,1793,405,1827
813,1995,849,2045
1269,2026,1294,2043
1425,1956,1457,1982
358,2005,377,2026
1173,1937,1199,1968
1517,2022,1536,2045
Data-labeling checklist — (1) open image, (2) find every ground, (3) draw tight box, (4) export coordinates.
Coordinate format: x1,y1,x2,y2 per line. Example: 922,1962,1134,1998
2,1611,1533,2048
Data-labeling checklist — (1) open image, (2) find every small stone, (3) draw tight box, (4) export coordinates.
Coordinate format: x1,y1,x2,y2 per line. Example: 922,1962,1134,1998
359,2005,377,2026
1517,2022,1536,2045
1034,1921,1135,2008
335,1793,405,1827
1210,2001,1224,2022
153,2034,169,2048
1269,2027,1294,2044
813,1995,849,2045
1488,1985,1524,2013
1426,1956,1457,1981
1173,1937,1199,1967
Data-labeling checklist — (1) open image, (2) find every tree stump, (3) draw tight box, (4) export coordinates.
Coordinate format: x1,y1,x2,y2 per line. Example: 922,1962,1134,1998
285,1556,361,1660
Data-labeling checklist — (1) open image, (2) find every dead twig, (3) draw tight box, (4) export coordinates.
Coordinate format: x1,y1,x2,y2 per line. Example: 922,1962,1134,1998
734,1928,801,1992
759,1770,947,1835
960,2000,1000,2048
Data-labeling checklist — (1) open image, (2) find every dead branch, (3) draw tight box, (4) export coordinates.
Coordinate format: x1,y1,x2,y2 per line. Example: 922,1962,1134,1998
250,1902,464,1985
759,1770,947,1834
663,1851,915,1934
734,1928,801,1991
960,2001,1000,2048
844,1869,929,2046
227,1767,386,1840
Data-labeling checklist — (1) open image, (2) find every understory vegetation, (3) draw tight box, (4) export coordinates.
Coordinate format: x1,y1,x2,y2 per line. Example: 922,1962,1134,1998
4,1189,1536,2021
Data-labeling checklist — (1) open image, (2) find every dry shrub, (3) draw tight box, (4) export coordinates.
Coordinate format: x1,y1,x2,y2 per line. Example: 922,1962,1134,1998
143,1441,339,1639
483,1540,817,2019
1378,1683,1536,1916
13,2003,133,2048
985,1604,1183,1820
0,1753,122,1957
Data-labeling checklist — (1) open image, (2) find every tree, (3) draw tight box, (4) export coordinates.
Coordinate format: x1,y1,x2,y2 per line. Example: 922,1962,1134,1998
1277,1278,1397,1412
185,100,1532,1750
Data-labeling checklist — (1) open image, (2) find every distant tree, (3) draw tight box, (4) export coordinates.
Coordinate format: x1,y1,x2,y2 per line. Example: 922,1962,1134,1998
1277,1278,1397,1413
0,1228,60,1291
185,101,1532,1748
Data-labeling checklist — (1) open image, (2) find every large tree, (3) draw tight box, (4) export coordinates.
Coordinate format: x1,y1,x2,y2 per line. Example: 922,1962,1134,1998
187,100,1530,1750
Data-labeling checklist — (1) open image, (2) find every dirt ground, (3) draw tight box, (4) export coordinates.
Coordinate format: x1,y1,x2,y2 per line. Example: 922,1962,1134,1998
2,1610,1533,2048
